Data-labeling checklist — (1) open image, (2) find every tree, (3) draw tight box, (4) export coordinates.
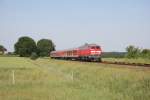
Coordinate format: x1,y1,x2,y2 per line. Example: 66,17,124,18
141,49,150,59
14,36,37,57
37,39,55,57
0,45,7,55
126,45,141,58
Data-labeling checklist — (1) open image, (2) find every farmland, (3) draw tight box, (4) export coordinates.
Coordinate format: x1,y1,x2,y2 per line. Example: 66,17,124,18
0,57,150,100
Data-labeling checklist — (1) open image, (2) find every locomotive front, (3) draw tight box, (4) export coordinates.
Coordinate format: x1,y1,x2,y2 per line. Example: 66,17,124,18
88,45,102,61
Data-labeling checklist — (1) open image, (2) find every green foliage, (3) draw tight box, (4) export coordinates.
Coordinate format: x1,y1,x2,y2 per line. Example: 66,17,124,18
126,45,150,59
37,39,55,57
0,45,7,55
30,52,38,60
14,36,55,57
101,52,126,58
0,45,6,50
126,45,141,58
14,36,37,57
141,49,150,59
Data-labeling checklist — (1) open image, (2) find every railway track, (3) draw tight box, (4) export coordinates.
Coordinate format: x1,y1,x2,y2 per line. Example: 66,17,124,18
100,61,150,67
52,58,150,67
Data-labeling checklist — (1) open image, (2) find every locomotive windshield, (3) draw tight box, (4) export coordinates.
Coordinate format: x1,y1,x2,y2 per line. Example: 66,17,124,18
91,47,95,49
91,46,100,49
96,46,100,49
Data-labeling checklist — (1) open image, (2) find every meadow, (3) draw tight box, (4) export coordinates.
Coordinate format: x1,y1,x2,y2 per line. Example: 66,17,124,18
0,57,150,100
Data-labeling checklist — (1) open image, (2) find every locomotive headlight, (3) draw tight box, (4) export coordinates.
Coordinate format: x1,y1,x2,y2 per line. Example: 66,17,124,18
90,50,101,55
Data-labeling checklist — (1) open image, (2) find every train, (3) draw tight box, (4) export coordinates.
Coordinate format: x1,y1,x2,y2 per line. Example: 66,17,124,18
50,44,102,62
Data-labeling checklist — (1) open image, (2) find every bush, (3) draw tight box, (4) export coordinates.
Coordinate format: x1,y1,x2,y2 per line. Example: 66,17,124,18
125,45,150,59
141,49,150,59
30,52,38,60
101,52,126,58
126,45,141,58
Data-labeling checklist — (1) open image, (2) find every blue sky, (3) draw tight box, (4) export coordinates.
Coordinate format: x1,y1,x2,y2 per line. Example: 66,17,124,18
0,0,150,52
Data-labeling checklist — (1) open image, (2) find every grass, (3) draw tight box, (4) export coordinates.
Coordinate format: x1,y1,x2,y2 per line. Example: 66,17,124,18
102,58,150,64
0,57,150,100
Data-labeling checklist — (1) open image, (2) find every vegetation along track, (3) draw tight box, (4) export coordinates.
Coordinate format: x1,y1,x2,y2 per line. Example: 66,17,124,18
101,61,150,67
58,59,150,67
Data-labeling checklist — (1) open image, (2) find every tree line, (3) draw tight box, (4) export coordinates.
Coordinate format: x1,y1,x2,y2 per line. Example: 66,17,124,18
14,36,55,59
0,38,149,59
101,46,150,59
126,45,150,59
0,36,55,59
14,36,55,58
101,52,126,58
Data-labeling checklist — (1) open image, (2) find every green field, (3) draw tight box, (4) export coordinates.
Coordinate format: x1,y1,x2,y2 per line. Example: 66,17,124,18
0,57,150,100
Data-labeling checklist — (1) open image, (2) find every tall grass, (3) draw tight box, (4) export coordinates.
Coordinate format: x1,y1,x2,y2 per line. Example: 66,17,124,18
0,57,150,100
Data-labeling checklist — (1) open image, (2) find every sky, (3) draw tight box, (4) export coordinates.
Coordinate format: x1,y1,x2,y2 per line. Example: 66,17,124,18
0,0,150,52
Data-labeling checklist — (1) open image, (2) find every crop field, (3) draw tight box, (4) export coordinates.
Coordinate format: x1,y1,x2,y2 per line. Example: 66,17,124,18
0,57,150,100
103,58,150,64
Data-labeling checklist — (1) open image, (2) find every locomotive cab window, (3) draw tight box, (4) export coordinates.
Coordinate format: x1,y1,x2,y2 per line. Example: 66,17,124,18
96,46,100,49
91,46,95,49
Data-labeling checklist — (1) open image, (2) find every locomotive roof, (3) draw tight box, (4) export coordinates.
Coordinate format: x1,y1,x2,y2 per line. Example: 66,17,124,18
78,43,99,48
51,43,100,53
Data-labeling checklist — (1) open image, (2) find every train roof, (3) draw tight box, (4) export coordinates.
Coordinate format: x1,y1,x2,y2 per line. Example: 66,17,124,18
78,43,100,48
51,43,100,53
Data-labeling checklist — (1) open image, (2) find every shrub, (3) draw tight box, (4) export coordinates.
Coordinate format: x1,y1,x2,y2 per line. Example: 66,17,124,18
30,52,38,60
126,45,141,58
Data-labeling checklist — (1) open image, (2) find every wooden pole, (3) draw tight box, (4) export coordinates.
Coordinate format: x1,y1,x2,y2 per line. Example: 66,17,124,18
12,70,15,85
71,71,74,81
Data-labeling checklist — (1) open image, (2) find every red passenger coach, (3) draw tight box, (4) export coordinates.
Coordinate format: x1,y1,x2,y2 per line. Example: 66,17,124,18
50,44,102,62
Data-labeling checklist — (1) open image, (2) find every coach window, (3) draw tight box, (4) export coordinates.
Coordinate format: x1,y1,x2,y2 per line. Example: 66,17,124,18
73,50,77,55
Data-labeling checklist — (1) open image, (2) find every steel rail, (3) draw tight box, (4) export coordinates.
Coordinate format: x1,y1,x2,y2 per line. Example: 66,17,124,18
100,61,150,67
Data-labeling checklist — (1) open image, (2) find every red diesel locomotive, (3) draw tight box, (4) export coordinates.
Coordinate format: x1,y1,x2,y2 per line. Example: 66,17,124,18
50,44,102,62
